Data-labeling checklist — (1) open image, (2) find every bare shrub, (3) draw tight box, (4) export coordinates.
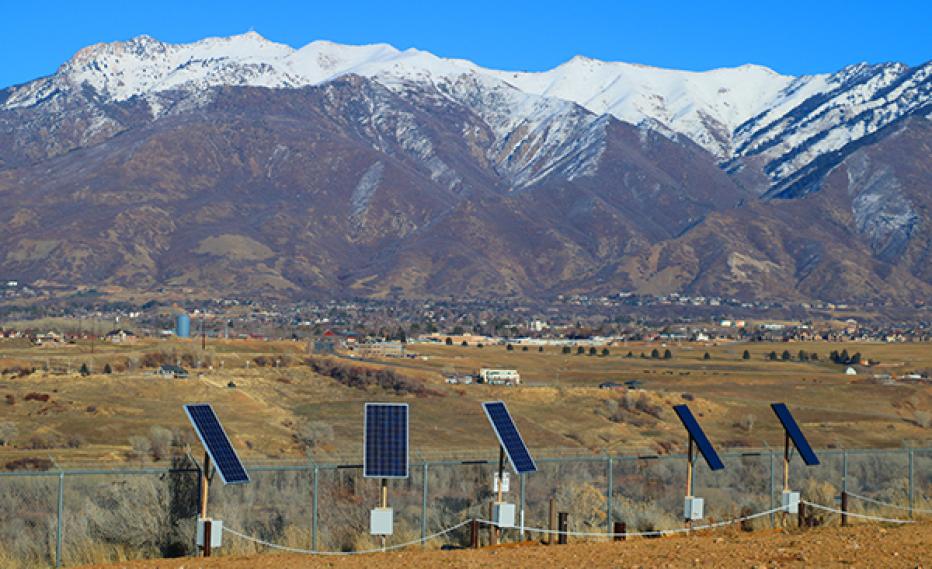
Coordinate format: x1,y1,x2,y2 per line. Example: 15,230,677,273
297,421,334,450
306,357,442,397
148,427,174,461
914,410,931,429
129,436,151,461
0,422,16,447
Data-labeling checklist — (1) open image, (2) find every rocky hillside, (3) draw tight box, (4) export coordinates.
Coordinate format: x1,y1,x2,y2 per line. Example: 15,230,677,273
0,34,928,303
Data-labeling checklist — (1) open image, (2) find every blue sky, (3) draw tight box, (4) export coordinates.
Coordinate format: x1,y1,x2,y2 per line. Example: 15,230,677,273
0,0,928,89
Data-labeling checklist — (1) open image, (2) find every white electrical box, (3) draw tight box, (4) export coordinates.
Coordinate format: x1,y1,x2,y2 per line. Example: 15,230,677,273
782,491,800,514
683,496,704,521
493,472,511,493
493,502,516,528
196,518,223,548
370,507,394,535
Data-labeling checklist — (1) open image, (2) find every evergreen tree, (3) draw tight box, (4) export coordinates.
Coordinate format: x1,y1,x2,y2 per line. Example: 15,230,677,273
742,350,751,360
562,346,572,354
577,346,585,355
650,348,660,359
703,352,711,360
768,351,778,361
461,341,468,347
663,349,672,360
840,349,850,364
810,352,819,361
521,346,528,352
601,348,610,357
507,344,514,351
850,352,861,365
781,350,792,361
588,347,597,356
798,349,808,362
79,363,90,376
445,337,453,346
103,363,112,374
538,346,544,352
626,351,634,358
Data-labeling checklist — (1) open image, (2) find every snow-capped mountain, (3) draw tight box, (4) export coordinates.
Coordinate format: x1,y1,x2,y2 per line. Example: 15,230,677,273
0,33,929,305
3,32,928,192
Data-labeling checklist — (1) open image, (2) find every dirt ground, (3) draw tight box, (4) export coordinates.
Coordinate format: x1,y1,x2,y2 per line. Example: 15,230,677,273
77,522,931,569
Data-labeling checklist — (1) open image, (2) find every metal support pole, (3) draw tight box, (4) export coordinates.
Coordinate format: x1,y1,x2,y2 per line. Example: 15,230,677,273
685,436,694,529
519,472,526,539
907,448,914,519
606,455,613,533
312,465,319,551
421,463,428,547
56,471,64,568
199,452,210,520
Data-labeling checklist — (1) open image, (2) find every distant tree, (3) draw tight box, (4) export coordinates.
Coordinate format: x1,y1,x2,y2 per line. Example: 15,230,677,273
298,421,334,450
461,341,468,347
601,348,610,357
79,363,90,376
577,346,585,355
588,347,597,356
0,422,16,447
798,350,808,362
768,351,778,361
742,350,751,360
830,350,840,363
703,352,711,360
477,343,484,348
103,363,113,374
538,346,544,352
562,346,572,355
507,344,514,351
781,350,792,361
810,352,819,361
452,325,465,335
663,349,672,360
850,352,861,365
640,352,647,359
521,346,529,352
626,351,634,358
650,348,660,359
839,349,850,364
445,337,453,346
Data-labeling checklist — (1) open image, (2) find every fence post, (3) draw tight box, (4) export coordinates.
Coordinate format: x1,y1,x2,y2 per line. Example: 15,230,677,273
421,462,429,547
907,448,913,519
769,449,775,528
606,455,613,534
842,449,848,495
311,465,319,551
56,471,64,568
840,491,848,527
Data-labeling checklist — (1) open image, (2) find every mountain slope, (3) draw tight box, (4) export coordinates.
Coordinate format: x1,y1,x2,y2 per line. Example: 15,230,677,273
0,33,929,304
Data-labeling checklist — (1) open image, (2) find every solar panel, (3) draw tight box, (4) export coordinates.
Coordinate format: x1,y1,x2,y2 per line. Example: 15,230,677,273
771,403,820,466
183,404,250,485
364,403,409,479
672,404,724,471
482,401,537,474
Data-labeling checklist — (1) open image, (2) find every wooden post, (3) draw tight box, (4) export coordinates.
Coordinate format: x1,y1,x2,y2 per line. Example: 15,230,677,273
841,491,849,527
203,519,212,557
548,497,557,545
470,520,480,548
613,521,626,541
199,452,210,519
380,478,388,508
557,512,568,545
797,501,806,529
497,446,505,503
488,502,497,546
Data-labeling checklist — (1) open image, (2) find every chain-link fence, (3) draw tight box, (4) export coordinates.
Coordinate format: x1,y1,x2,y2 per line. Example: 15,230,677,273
1,447,929,568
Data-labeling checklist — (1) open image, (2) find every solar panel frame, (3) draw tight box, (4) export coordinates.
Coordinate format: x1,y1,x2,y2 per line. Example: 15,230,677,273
482,401,538,474
183,403,250,485
672,404,725,471
771,403,820,466
363,403,410,479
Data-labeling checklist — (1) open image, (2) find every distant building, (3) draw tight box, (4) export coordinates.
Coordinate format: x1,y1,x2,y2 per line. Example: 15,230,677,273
157,364,189,379
353,341,405,358
479,368,520,385
105,329,137,344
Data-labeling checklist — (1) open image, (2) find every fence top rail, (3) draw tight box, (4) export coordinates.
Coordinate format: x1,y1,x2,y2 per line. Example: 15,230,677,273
1,446,928,477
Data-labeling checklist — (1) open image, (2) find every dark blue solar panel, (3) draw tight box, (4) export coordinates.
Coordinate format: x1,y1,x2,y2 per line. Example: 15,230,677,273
183,404,249,485
364,403,409,479
672,404,724,471
771,403,820,466
483,401,537,474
